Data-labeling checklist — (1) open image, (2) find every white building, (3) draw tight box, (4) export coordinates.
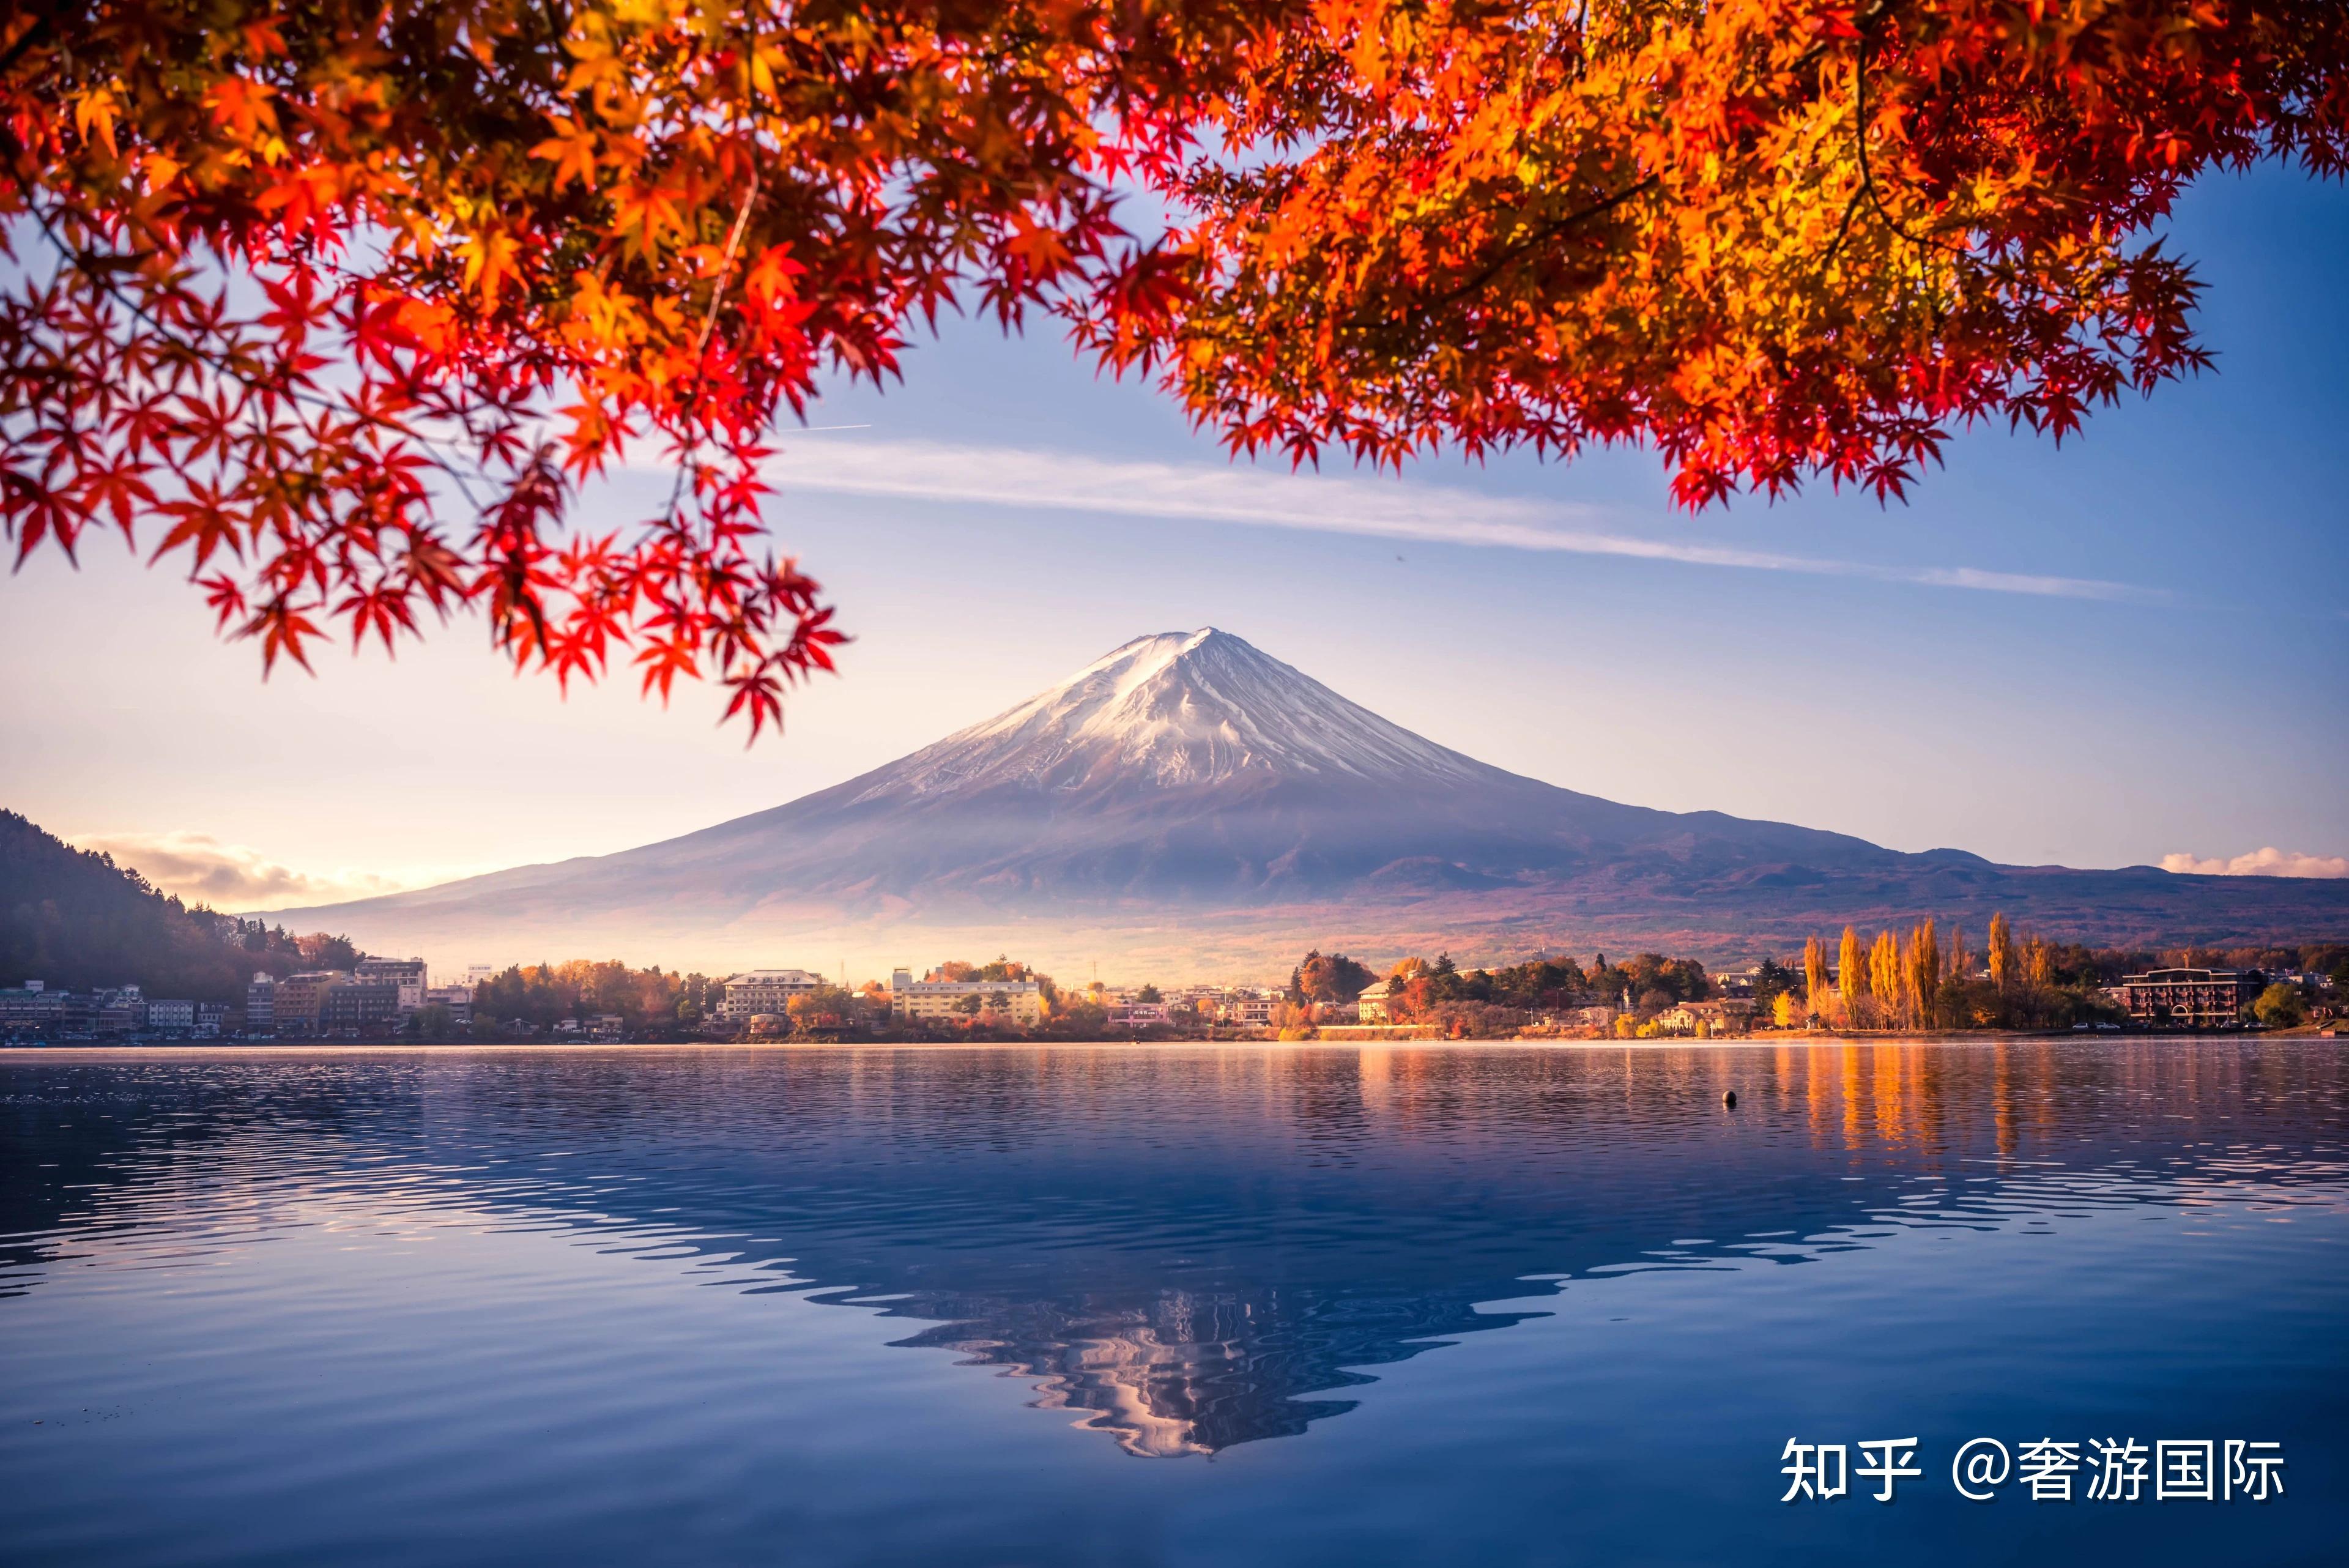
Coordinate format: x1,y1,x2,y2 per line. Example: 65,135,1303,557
1215,993,1280,1027
355,957,429,1014
245,973,277,1031
145,998,197,1031
889,968,1045,1025
424,984,475,1026
719,969,825,1020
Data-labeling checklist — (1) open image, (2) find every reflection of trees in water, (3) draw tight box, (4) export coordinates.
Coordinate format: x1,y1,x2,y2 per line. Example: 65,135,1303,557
4,1044,2345,1453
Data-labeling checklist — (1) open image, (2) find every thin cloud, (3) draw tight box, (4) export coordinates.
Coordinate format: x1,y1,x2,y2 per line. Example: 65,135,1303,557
768,436,2163,604
2159,847,2349,879
75,831,423,910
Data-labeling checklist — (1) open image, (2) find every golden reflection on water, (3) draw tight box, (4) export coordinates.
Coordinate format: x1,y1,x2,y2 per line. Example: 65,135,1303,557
1212,1038,2304,1170
6,1039,2339,1463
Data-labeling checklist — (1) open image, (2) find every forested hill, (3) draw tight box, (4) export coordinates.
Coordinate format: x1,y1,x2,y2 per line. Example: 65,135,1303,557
1,811,359,1002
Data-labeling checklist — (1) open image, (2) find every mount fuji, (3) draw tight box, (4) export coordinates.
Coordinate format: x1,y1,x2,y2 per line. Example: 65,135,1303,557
270,629,2344,975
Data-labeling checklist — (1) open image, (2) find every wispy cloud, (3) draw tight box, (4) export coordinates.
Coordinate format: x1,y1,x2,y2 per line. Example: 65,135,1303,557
2160,846,2349,879
74,831,436,910
769,436,2163,603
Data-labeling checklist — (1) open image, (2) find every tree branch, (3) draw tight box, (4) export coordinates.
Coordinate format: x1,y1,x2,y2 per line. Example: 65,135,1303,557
1422,173,1660,313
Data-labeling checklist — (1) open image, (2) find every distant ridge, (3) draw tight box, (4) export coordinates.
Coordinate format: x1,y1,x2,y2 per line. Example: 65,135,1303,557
260,630,2348,975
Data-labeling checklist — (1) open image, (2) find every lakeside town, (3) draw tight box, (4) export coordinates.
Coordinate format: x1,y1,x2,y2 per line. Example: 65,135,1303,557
6,934,2340,1046
7,797,2342,1047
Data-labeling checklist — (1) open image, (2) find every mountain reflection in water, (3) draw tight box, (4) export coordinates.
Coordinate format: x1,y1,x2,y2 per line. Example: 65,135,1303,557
3,1041,2343,1461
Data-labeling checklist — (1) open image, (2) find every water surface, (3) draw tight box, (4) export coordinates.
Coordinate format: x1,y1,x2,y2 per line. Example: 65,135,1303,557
2,1041,2343,1566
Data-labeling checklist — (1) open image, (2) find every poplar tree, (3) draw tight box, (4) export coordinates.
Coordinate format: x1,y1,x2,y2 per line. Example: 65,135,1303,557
1803,936,1828,1020
1988,913,2016,992
1869,931,1902,1028
1908,920,1941,1030
1839,926,1866,1022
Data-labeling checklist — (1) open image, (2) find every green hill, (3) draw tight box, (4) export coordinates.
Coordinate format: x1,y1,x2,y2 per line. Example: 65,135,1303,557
1,810,358,1002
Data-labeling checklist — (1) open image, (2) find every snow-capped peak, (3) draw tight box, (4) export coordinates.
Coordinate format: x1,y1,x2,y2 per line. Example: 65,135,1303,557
854,628,1494,801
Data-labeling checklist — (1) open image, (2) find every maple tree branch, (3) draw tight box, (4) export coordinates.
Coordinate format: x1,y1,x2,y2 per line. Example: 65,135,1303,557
667,165,763,520
1422,173,1660,313
1819,185,1871,270
1849,26,1973,263
0,2,66,81
20,202,501,522
689,167,764,371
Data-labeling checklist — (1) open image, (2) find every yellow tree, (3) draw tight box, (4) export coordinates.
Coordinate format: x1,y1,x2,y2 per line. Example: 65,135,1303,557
1839,926,1866,1026
1907,919,1941,1030
2026,935,2055,989
1803,935,1828,1021
1869,931,1903,1028
1987,913,2016,992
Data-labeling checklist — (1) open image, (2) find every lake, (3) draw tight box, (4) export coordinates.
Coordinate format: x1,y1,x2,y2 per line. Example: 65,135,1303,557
2,1041,2342,1566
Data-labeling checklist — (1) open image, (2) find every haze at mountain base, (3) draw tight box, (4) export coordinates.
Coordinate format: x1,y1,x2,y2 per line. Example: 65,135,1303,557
260,630,2347,978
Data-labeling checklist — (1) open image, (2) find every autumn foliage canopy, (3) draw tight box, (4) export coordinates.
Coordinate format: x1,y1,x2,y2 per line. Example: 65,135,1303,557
4,1,2343,732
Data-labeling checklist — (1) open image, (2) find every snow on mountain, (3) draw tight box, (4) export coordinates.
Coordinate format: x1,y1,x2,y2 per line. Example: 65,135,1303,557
259,628,2349,974
858,629,1493,801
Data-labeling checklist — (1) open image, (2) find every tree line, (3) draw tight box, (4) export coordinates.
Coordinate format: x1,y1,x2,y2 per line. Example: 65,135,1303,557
1,809,363,1003
421,931,2349,1044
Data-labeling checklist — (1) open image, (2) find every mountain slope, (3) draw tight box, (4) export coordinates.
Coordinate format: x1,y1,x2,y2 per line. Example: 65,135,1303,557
0,811,345,1001
263,629,2347,973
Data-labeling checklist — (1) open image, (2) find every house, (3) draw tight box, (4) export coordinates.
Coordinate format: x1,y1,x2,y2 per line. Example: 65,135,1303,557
1689,999,1758,1035
319,979,400,1035
96,986,145,1034
718,969,825,1020
1217,993,1280,1027
423,984,475,1026
2,983,64,1031
2118,968,2257,1028
1647,1001,1750,1037
355,957,429,1014
144,998,197,1031
1354,979,1396,1025
271,972,342,1035
889,968,1045,1025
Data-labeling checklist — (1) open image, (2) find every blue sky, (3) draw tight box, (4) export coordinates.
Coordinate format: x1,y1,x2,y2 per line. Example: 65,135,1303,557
1,164,2342,913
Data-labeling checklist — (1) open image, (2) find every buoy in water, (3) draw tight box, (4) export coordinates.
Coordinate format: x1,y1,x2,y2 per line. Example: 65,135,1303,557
1722,1090,1738,1109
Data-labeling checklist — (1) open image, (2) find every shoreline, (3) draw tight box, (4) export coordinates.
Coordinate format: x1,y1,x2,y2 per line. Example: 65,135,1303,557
3,1031,2335,1059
